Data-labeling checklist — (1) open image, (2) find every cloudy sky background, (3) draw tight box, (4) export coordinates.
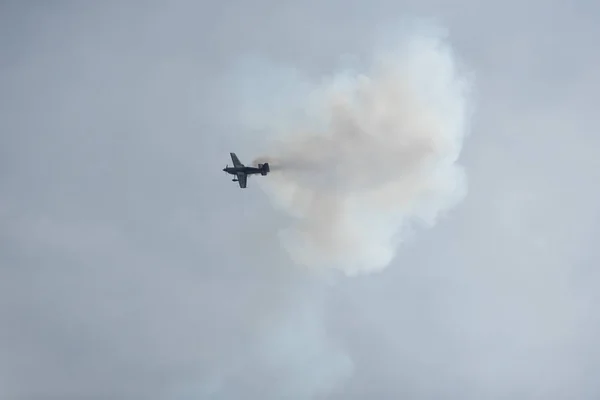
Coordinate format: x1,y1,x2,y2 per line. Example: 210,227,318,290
1,1,600,399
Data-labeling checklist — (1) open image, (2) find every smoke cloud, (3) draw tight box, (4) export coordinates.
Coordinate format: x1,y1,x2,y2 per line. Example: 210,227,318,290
248,29,473,275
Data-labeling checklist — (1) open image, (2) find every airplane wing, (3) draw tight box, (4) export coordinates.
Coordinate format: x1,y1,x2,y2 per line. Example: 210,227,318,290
230,152,244,168
237,172,247,188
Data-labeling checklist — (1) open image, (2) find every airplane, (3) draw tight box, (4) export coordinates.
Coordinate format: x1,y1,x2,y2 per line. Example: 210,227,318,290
222,152,270,188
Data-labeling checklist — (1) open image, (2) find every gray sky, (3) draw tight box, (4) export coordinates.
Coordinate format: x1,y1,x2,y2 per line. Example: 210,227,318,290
1,1,600,399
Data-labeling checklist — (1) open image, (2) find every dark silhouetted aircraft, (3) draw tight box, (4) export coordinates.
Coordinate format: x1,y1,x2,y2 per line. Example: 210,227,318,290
222,152,270,188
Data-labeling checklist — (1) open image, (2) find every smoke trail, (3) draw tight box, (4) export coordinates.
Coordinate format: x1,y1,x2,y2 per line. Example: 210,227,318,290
250,29,472,275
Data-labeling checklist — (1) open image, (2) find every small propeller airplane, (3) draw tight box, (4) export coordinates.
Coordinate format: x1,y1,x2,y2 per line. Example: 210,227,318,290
222,152,270,188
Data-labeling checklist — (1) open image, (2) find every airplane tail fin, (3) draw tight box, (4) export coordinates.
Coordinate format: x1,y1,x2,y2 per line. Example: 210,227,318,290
259,163,270,176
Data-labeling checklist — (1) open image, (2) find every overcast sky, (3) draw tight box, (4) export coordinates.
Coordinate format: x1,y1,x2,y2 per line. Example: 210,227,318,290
2,1,600,399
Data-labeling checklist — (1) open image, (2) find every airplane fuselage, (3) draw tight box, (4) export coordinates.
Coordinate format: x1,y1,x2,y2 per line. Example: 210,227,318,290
222,166,263,175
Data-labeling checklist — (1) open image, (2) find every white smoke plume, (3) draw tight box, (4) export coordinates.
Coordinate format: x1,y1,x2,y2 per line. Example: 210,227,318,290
250,29,473,276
